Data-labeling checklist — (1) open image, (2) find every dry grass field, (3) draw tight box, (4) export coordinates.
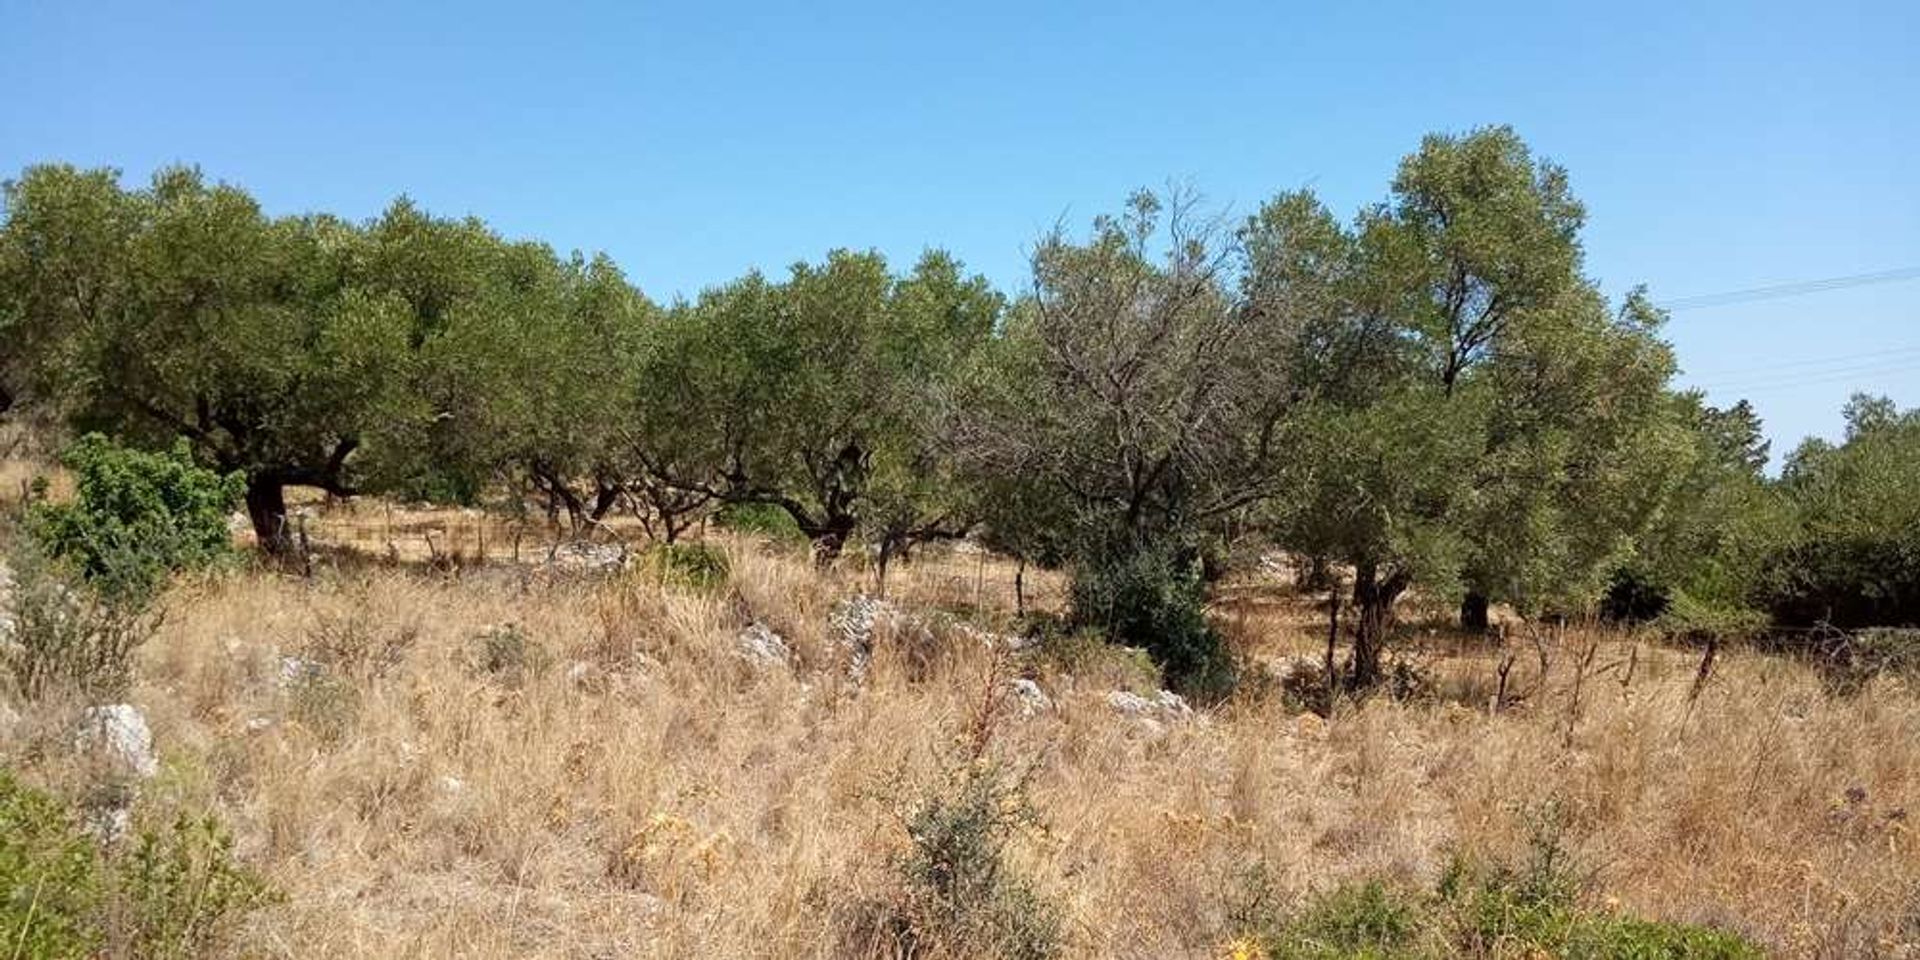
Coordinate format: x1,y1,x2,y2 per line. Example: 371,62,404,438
0,519,1910,958
0,445,1914,957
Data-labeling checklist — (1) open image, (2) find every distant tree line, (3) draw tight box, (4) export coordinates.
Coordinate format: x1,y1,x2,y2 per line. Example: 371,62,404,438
2,126,1913,696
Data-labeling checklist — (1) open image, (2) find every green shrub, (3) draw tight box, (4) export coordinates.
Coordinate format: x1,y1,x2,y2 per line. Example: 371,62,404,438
390,463,486,508
1241,804,1762,959
105,814,279,960
0,772,274,960
1438,856,1580,956
1599,566,1670,624
28,434,243,606
713,502,805,543
1265,881,1426,959
0,771,100,959
1767,535,1920,630
1766,399,1920,630
885,761,1061,960
1070,539,1235,702
1561,915,1763,960
1434,803,1759,959
1247,874,1762,960
647,542,730,591
1435,869,1760,958
1653,591,1769,643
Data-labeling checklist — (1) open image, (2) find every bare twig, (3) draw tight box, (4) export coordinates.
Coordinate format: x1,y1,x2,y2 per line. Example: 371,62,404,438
1562,638,1598,748
1494,649,1516,714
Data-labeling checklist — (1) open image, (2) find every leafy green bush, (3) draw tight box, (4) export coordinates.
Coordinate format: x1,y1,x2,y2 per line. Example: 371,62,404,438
1599,566,1671,624
0,771,100,959
389,463,486,508
1600,567,1771,642
0,772,274,960
1433,801,1757,958
1767,535,1920,630
1070,539,1235,702
646,541,730,591
1767,397,1920,630
1653,591,1770,643
1249,876,1760,960
1264,881,1425,959
28,434,243,606
105,814,278,960
713,502,805,544
1562,916,1763,959
884,761,1061,960
1241,804,1761,959
1435,862,1760,959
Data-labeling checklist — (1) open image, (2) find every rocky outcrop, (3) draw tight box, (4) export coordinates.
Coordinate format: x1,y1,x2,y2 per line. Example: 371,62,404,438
545,541,630,574
828,595,914,682
77,703,158,779
735,622,793,668
1106,688,1193,721
1006,678,1053,716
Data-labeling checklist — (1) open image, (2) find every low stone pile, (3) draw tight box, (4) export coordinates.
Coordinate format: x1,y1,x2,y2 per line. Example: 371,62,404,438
828,595,915,682
735,622,793,667
544,541,630,574
1106,688,1195,734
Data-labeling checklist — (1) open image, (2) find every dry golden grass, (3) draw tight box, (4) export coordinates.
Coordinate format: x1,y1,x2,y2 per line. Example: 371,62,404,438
4,520,1916,957
0,455,70,508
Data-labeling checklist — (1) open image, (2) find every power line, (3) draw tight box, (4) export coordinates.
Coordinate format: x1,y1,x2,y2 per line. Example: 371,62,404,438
1657,265,1920,311
1697,360,1920,393
1691,347,1920,389
1687,344,1920,382
1694,360,1920,394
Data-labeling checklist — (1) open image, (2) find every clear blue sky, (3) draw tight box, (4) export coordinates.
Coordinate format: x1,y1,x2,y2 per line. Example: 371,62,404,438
4,0,1915,459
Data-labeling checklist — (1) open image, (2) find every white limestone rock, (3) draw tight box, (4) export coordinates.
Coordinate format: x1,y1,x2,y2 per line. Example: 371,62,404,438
78,703,158,778
735,622,793,667
1108,688,1194,727
1007,678,1052,716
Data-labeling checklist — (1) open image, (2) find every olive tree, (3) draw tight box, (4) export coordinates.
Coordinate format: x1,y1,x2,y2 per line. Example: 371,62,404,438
1451,287,1683,628
1770,395,1920,628
630,249,1000,563
0,166,622,551
424,245,655,532
1255,127,1682,687
1604,394,1790,633
0,165,421,551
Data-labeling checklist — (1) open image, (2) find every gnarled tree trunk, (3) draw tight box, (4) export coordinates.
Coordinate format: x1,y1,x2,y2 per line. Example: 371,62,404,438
589,480,621,524
246,474,291,555
802,512,859,565
1460,591,1490,633
1349,560,1411,689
